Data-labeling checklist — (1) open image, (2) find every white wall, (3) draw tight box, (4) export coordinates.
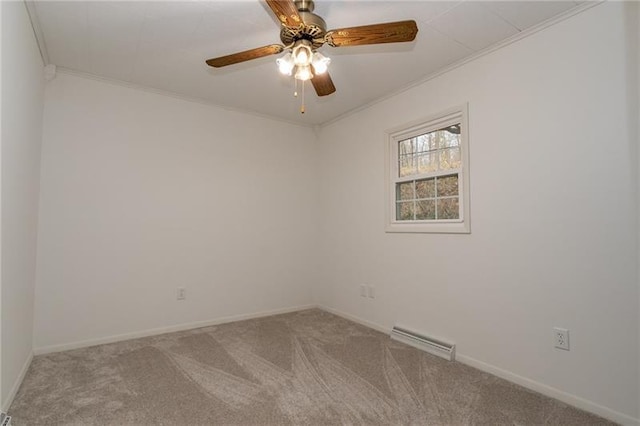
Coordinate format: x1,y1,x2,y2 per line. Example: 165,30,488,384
1,1,3,406
1,0,45,411
634,1,640,418
317,2,639,423
33,73,318,351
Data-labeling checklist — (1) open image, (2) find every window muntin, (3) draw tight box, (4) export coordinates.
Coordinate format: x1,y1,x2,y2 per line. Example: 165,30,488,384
385,106,470,233
395,174,459,221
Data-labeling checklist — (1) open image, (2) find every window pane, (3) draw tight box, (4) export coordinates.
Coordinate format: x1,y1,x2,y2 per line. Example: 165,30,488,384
415,178,435,199
437,175,459,197
396,182,414,200
398,123,461,178
439,126,461,148
398,139,414,156
399,154,415,177
417,152,438,174
415,134,436,153
428,133,439,151
439,147,461,170
438,197,460,219
396,201,414,221
416,200,436,220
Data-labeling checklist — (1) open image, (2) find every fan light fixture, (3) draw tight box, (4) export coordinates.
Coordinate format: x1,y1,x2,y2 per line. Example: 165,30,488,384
276,39,330,82
276,39,331,113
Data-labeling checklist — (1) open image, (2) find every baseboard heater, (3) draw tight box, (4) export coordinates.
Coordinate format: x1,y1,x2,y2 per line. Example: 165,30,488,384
390,326,455,361
1,412,11,426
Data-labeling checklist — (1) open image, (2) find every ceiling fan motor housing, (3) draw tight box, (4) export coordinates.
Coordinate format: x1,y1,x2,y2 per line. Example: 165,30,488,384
280,0,326,48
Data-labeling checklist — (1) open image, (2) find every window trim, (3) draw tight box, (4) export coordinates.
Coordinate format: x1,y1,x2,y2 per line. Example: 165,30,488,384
385,104,470,234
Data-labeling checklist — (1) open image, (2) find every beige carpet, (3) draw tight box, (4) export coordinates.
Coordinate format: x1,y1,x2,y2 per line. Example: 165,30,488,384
10,309,613,425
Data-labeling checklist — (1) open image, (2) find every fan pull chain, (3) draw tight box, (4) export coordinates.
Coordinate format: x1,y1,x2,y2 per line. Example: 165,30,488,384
291,79,305,114
301,80,305,114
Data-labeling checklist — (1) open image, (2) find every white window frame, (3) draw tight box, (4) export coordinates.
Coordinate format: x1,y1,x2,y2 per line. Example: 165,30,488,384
385,104,470,234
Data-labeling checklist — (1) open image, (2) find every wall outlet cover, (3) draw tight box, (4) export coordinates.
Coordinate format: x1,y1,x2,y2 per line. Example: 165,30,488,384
177,287,186,300
553,327,569,350
367,286,375,298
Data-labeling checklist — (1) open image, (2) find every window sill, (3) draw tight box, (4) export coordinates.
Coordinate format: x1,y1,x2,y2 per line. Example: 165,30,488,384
385,221,470,234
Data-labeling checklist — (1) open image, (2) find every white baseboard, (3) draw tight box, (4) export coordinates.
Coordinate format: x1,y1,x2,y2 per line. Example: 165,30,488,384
456,354,639,426
316,305,639,426
2,351,33,412
318,305,390,334
33,304,317,355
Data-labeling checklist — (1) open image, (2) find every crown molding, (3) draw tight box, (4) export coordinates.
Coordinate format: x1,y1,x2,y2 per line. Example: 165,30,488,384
24,0,49,65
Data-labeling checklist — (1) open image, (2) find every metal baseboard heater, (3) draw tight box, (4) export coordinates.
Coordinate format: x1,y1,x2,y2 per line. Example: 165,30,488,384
1,412,11,426
391,326,455,361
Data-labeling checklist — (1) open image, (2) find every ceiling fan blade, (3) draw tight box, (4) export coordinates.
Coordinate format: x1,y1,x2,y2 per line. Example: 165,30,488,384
206,44,284,68
311,71,336,97
325,20,418,47
265,0,302,28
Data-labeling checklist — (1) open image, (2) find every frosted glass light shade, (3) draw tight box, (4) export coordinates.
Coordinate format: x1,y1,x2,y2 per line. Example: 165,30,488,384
276,53,294,75
311,52,330,75
294,65,312,81
292,40,313,66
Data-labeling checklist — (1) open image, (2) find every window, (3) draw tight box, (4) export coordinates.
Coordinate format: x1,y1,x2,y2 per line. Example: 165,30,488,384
385,105,470,233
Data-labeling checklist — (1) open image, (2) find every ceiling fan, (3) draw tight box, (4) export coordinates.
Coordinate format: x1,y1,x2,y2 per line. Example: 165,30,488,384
205,0,418,109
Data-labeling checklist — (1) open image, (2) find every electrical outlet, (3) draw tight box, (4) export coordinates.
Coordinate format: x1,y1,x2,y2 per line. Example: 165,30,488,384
360,285,367,297
553,327,569,350
177,287,186,300
367,285,375,299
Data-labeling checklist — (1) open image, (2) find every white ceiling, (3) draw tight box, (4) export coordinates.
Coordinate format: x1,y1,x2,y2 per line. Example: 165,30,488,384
32,0,585,125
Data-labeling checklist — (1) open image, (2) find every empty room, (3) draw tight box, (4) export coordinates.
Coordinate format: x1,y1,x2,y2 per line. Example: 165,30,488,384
1,0,639,424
